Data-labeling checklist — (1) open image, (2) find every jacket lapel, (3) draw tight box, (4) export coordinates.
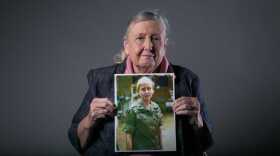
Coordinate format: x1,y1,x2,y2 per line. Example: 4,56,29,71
114,60,126,74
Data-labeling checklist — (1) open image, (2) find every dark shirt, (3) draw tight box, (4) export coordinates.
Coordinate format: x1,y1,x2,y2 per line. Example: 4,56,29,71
68,61,214,156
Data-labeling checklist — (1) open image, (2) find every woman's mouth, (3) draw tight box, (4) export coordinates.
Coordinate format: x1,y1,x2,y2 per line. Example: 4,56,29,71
139,49,155,58
141,55,154,58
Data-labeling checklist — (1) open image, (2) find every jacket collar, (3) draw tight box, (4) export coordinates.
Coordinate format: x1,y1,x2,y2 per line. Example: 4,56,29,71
114,59,126,74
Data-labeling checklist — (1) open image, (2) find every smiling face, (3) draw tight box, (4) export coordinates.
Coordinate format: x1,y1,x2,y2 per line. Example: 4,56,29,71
124,20,167,73
138,83,154,102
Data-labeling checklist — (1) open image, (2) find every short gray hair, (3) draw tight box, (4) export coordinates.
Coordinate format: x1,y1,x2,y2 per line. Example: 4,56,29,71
136,76,155,92
114,10,169,63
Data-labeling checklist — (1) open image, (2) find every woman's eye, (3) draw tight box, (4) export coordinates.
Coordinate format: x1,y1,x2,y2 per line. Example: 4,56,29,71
152,37,159,41
136,37,144,40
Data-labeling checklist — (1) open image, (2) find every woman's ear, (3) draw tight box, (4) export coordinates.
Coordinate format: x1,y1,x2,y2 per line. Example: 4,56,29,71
123,39,129,56
164,38,168,48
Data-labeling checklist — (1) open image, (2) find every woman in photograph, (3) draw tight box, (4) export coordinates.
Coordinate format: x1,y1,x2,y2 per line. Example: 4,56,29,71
122,76,163,150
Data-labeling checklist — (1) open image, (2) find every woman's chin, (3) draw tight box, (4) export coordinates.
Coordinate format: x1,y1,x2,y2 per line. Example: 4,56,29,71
142,97,152,101
138,61,155,69
139,57,155,64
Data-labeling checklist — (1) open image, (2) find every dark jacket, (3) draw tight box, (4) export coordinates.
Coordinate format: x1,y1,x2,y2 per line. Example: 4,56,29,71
68,62,214,156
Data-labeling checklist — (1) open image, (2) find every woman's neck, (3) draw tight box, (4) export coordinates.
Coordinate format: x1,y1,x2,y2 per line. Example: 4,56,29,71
133,63,158,73
143,99,150,108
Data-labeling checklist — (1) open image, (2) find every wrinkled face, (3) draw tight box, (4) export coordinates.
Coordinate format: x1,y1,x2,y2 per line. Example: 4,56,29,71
124,20,167,73
138,83,154,101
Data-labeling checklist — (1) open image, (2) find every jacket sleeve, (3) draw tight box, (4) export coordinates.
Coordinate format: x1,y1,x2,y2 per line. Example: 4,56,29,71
191,75,214,152
68,69,97,154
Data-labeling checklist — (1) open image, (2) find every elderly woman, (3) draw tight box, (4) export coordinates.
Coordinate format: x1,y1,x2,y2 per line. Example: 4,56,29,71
122,76,163,151
68,10,213,156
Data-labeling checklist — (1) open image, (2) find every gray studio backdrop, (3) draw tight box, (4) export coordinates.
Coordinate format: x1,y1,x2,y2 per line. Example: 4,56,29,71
1,0,279,156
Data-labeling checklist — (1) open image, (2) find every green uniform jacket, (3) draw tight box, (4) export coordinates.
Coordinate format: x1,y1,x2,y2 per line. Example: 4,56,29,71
122,99,163,150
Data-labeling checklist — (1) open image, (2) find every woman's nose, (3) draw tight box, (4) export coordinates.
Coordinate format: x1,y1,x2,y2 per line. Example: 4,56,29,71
142,89,148,93
143,38,153,51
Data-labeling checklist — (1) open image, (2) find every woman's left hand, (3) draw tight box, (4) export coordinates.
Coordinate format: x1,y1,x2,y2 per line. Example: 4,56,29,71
173,97,204,128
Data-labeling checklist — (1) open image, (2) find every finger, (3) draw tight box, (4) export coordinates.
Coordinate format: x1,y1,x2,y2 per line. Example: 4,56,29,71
91,98,111,106
104,99,115,112
92,104,116,117
176,96,193,103
173,102,185,112
91,109,108,118
194,99,201,110
176,110,188,115
90,98,103,109
96,107,115,116
189,97,201,107
173,99,184,110
180,98,200,110
173,100,192,111
90,108,114,121
179,97,199,106
174,97,192,106
175,96,186,102
94,97,114,105
99,99,115,113
174,104,194,112
91,107,106,112
189,98,200,111
176,110,199,116
92,99,114,111
92,97,109,103
94,98,114,106
106,110,116,117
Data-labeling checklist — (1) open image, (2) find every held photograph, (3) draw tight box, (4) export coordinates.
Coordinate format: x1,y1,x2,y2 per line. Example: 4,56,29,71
114,73,176,152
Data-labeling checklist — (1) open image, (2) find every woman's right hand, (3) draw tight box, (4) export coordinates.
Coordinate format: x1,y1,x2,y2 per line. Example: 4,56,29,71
78,98,115,147
84,98,115,128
